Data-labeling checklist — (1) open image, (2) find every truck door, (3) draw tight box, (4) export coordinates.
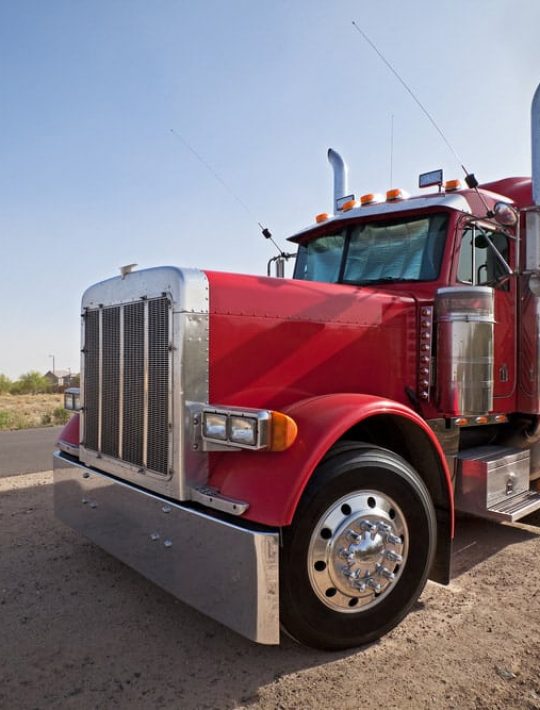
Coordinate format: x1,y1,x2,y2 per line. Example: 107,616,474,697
456,225,515,403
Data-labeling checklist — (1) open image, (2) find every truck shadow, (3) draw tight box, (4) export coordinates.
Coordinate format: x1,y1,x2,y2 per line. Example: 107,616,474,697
450,510,540,578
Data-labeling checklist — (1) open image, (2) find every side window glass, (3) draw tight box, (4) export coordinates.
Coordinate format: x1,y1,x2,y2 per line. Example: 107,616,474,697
294,234,346,283
457,228,510,290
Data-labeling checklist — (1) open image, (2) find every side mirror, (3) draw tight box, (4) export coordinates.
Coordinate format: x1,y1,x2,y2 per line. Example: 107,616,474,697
493,201,518,227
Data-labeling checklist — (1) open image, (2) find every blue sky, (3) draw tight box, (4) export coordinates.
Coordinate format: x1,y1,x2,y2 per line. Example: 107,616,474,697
1,1,540,378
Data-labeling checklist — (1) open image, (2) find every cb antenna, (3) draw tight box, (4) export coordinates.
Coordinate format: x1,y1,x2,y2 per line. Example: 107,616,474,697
351,21,479,189
169,128,286,255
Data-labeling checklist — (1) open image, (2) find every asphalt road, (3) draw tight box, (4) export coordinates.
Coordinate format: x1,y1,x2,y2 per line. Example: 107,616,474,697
0,426,62,477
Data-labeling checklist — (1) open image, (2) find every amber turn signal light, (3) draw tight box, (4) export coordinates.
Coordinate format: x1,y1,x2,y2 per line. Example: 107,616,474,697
270,411,298,451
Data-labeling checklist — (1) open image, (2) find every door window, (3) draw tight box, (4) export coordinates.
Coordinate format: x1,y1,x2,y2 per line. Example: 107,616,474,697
457,227,510,289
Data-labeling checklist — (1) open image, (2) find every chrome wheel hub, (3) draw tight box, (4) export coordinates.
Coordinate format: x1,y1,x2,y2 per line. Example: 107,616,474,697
307,491,408,613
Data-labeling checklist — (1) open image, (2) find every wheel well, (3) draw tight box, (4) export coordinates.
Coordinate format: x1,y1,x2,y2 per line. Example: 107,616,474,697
335,414,451,511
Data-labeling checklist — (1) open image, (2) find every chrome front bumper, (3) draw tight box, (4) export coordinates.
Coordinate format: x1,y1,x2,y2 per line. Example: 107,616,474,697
53,451,280,644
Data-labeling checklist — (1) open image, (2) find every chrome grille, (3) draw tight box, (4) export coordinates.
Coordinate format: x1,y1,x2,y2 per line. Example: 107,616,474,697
147,298,170,474
83,297,170,476
123,301,145,467
102,307,120,457
84,310,99,451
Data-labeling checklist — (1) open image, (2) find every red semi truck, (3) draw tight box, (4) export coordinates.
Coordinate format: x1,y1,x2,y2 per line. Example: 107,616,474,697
55,84,540,650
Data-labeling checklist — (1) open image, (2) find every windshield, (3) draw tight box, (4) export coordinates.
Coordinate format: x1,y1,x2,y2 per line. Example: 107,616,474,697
294,213,448,285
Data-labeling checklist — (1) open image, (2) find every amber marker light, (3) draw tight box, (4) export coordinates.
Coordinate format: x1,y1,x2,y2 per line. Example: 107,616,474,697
341,199,359,212
270,411,298,451
315,212,330,223
444,179,462,191
360,193,384,206
494,414,508,424
474,416,489,425
386,188,407,201
455,417,469,427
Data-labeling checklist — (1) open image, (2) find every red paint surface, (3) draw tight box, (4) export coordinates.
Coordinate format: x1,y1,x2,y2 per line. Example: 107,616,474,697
203,270,453,530
478,177,532,209
208,394,454,533
206,271,418,411
57,413,80,447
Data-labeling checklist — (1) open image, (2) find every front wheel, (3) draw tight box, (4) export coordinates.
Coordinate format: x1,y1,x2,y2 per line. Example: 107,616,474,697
280,446,437,650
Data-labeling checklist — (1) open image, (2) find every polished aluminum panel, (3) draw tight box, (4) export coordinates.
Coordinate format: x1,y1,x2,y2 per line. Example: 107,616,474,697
525,211,540,272
80,266,209,501
454,446,540,522
54,451,280,644
436,286,495,415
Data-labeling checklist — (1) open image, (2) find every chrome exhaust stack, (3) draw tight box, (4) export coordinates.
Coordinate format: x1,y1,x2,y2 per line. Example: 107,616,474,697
533,83,540,206
527,84,540,272
328,148,349,213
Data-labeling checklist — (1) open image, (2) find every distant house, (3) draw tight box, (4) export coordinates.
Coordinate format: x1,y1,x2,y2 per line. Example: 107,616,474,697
45,370,74,391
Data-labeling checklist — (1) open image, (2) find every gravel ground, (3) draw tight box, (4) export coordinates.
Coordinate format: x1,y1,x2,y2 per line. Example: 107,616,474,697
1,470,540,710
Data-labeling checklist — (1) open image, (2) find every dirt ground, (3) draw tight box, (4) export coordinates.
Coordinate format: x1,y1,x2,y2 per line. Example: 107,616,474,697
1,470,540,710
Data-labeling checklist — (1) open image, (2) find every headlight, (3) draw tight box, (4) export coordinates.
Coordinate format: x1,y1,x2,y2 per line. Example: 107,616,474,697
203,412,228,441
64,388,81,411
197,405,297,451
229,416,258,446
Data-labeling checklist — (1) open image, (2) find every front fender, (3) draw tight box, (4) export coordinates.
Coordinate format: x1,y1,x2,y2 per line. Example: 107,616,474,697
209,393,454,529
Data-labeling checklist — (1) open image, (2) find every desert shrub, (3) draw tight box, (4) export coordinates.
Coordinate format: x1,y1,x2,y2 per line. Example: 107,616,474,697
0,374,12,395
41,411,53,425
53,407,69,425
13,371,51,395
0,410,12,429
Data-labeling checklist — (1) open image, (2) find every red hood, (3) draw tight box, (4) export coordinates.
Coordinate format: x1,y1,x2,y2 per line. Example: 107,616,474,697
205,271,420,411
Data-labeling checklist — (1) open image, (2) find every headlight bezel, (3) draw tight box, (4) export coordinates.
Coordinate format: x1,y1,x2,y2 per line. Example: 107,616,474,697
200,407,270,450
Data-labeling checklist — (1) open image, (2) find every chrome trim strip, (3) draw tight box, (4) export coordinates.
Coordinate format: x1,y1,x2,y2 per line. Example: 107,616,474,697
57,440,80,457
98,308,103,453
53,451,279,644
167,301,174,477
191,485,249,515
417,304,434,402
79,312,85,450
118,305,124,459
142,299,149,468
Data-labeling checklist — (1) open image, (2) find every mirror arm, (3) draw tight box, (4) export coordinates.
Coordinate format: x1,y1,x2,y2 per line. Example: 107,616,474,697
479,228,514,276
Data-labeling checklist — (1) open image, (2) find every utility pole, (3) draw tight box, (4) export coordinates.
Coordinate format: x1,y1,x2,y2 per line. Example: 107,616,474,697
49,354,55,375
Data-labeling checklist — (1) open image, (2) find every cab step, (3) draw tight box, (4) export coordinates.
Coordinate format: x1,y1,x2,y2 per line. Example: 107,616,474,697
486,489,540,522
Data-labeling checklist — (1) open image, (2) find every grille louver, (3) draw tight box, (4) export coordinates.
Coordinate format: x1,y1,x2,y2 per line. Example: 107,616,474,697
83,297,170,476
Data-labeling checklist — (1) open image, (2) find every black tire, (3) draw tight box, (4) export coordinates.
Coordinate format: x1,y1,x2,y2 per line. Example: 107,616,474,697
280,445,437,650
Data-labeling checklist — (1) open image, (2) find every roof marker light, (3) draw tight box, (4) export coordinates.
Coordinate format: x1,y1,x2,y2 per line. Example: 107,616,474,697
444,179,462,192
315,212,330,223
386,188,408,202
360,193,384,206
341,199,359,212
